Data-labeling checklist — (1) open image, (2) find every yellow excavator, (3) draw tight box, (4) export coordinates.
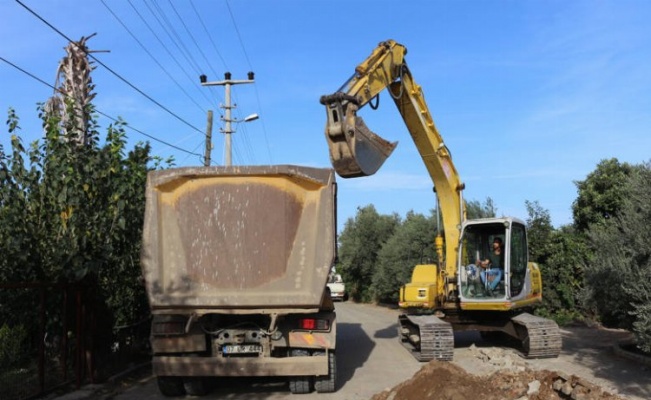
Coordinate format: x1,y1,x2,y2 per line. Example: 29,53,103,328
320,40,561,361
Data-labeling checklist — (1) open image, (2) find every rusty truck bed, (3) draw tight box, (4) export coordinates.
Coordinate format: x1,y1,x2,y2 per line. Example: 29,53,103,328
140,165,336,310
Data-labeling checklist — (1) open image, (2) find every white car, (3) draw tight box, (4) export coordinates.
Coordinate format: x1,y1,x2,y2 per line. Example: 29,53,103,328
327,274,347,301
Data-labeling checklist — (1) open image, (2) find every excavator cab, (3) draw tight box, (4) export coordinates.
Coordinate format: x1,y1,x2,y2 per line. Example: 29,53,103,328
320,93,397,178
458,218,531,305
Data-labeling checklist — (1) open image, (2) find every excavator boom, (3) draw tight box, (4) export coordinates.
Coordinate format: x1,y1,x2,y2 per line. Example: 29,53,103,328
320,39,463,278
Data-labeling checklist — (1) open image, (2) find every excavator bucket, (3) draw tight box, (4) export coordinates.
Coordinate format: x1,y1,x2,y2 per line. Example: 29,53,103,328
321,94,397,178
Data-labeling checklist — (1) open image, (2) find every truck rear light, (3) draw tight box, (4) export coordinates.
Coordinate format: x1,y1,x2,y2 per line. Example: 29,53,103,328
298,318,330,331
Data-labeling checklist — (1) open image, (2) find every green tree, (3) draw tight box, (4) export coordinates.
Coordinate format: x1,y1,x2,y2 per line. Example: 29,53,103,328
466,197,497,219
372,211,436,303
525,200,553,263
572,158,640,233
0,106,163,352
538,226,588,322
337,205,399,302
525,200,586,323
584,163,651,351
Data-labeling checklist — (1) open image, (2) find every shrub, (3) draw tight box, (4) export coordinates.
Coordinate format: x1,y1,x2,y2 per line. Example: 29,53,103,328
0,323,28,367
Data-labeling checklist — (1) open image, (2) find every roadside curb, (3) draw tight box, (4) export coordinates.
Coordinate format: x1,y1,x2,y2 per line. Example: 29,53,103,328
613,342,651,368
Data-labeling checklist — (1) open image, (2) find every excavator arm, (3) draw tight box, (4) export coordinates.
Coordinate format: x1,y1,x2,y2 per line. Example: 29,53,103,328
320,40,465,277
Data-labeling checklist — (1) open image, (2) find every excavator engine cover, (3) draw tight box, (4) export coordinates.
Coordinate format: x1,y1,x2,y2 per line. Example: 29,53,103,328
320,93,397,178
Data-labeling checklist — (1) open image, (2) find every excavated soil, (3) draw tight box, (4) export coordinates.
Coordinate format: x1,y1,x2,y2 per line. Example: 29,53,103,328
369,336,635,400
370,361,624,400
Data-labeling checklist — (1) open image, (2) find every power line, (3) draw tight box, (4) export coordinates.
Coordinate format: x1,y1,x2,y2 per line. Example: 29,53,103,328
225,0,253,70
124,0,220,107
0,55,207,163
189,0,228,71
99,112,205,164
224,0,273,163
15,0,205,136
100,0,207,114
167,0,221,81
144,0,202,76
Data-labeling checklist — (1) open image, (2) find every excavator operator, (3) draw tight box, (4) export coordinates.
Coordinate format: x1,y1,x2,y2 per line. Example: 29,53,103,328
478,237,504,293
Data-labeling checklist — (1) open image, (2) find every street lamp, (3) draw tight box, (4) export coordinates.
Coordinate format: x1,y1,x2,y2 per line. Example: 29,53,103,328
200,72,257,166
218,112,259,166
243,113,259,123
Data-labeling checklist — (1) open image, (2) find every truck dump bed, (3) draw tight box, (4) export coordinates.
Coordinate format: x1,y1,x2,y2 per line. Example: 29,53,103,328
141,165,336,310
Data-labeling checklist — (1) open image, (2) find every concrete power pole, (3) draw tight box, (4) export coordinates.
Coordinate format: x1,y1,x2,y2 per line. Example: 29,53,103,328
204,110,213,166
200,72,257,166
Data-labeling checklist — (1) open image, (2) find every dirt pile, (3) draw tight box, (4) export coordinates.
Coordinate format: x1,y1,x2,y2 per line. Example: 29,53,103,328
371,362,625,400
371,345,626,400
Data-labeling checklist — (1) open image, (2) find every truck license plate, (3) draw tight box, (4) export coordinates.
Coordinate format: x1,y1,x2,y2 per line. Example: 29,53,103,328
222,344,261,354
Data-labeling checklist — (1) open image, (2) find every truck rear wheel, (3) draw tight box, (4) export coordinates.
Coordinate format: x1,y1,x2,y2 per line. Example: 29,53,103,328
289,376,312,394
314,351,336,393
288,349,312,394
157,376,185,397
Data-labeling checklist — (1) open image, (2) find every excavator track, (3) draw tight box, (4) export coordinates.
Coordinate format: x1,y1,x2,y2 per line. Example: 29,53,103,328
512,313,562,358
398,315,454,361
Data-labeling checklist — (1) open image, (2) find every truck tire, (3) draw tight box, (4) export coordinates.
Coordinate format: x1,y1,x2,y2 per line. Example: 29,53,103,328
313,351,336,393
289,376,311,394
157,376,185,397
184,377,210,396
288,349,312,394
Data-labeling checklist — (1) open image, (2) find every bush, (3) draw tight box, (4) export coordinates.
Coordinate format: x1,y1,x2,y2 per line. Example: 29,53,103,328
583,162,651,351
0,323,28,367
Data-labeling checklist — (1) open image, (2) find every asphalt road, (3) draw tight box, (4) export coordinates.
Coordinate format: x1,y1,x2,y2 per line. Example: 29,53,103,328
109,302,422,400
71,301,650,400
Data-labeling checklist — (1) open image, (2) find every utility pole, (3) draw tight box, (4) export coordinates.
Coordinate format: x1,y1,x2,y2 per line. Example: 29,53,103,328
204,110,213,166
200,72,258,166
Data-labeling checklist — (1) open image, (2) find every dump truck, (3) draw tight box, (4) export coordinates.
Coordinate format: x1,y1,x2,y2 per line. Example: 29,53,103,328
140,165,338,396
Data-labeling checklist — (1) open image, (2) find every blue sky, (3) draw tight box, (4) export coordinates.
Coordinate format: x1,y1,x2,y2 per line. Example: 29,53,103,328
1,0,650,230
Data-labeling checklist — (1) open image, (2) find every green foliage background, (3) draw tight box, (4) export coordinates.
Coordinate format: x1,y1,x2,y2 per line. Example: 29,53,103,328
580,160,651,351
336,161,651,352
337,205,399,302
2,97,649,357
0,105,165,353
372,211,437,303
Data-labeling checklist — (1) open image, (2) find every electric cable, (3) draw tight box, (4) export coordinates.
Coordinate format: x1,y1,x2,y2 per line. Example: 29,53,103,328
189,0,228,71
124,0,220,107
224,0,273,163
101,0,207,114
15,0,205,136
167,0,221,82
0,55,207,163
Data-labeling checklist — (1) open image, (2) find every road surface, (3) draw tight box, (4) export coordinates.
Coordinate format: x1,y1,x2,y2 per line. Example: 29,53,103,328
74,302,650,400
107,302,421,400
